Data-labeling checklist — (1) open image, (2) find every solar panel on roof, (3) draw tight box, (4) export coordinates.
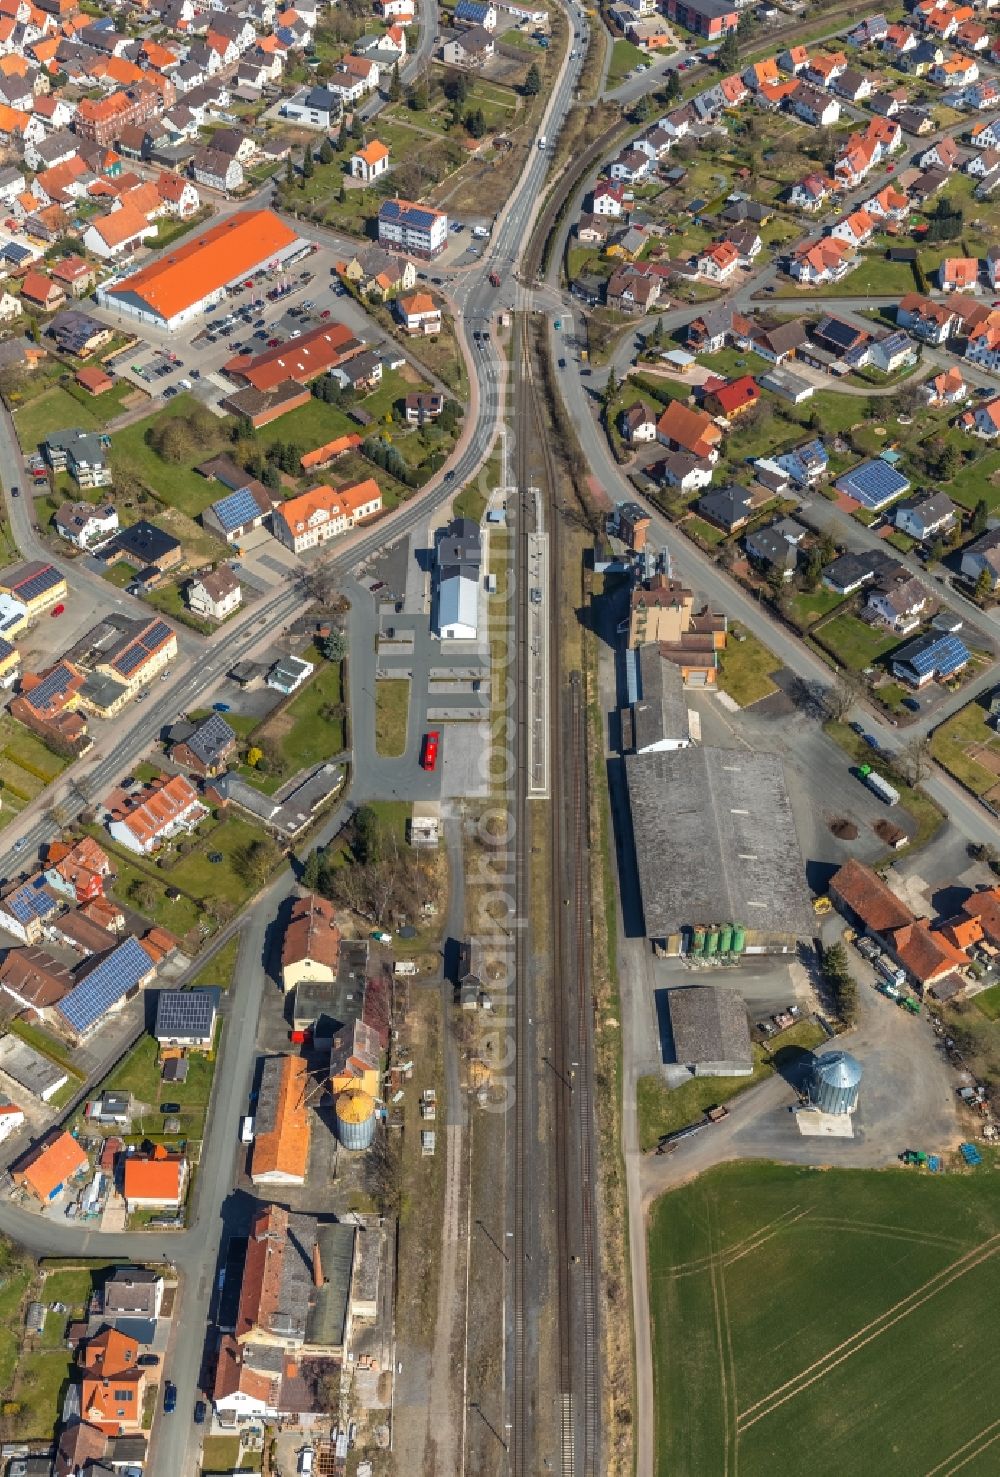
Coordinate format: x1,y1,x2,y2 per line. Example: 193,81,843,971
30,665,74,708
14,566,61,603
5,881,58,926
142,621,172,652
837,460,909,510
155,989,217,1036
57,936,150,1035
213,486,261,532
114,643,148,678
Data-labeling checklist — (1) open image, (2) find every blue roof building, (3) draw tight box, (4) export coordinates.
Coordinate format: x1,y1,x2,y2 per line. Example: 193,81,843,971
0,874,59,944
891,631,969,688
455,0,497,25
55,936,155,1041
835,459,910,510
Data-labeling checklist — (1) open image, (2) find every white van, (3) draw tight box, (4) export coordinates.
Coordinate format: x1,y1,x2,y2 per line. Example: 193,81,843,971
538,135,547,149
240,1116,254,1144
472,225,490,239
298,1449,315,1476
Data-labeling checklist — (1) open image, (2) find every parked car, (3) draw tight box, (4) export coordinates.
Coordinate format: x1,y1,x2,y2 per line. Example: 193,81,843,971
164,1383,177,1413
138,1354,160,1367
194,1400,206,1424
161,1102,181,1114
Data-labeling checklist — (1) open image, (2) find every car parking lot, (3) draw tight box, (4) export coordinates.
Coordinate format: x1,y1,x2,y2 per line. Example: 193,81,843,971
97,241,385,409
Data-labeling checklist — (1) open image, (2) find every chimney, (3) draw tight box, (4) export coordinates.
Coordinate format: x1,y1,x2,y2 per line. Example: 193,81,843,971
312,1240,324,1288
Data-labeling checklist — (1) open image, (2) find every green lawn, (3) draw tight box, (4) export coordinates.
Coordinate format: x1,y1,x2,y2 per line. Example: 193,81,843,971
637,1021,824,1151
649,1161,1000,1477
785,587,844,630
13,382,120,452
375,678,410,757
11,1348,73,1440
944,449,1000,514
278,652,345,769
104,1028,219,1139
816,612,901,672
717,627,781,707
974,982,1000,1020
608,38,649,85
685,515,727,548
0,712,70,830
0,1267,31,1388
111,394,232,517
930,697,999,797
143,578,214,634
102,841,204,940
40,1267,96,1314
193,933,240,990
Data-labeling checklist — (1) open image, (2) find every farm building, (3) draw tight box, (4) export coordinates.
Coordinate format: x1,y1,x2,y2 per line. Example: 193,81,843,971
625,746,812,954
665,985,753,1076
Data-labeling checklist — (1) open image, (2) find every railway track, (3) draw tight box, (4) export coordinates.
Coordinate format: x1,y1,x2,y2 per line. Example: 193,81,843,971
510,312,601,1477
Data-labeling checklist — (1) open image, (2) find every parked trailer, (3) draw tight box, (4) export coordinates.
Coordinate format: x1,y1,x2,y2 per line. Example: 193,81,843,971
857,764,900,806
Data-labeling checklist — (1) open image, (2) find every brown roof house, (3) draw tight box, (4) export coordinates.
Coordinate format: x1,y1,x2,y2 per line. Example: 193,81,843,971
828,858,914,935
281,893,341,994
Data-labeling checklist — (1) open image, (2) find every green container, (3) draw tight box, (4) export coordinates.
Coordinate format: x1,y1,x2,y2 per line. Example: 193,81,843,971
705,928,720,956
690,928,706,956
732,926,746,954
719,924,734,955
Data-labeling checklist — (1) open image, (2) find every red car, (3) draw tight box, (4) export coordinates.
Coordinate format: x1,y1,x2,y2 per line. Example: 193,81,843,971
420,731,440,771
267,338,279,347
50,603,64,617
320,309,331,318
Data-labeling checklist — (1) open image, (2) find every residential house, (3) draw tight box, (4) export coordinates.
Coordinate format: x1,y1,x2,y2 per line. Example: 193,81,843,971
107,773,207,855
620,402,657,443
924,365,967,404
404,391,444,424
891,630,970,685
281,893,340,993
790,235,856,285
395,290,441,335
272,480,383,554
103,1266,165,1319
187,567,242,622
20,268,63,311
960,527,1000,590
167,712,238,777
702,374,760,420
54,500,118,548
44,428,111,488
655,400,722,461
791,82,840,126
744,518,805,580
897,292,955,344
13,1130,87,1201
941,256,980,291
697,240,739,281
44,837,112,904
695,483,756,533
788,172,832,211
866,570,929,633
895,492,956,542
155,987,220,1053
122,1145,188,1213
190,147,243,193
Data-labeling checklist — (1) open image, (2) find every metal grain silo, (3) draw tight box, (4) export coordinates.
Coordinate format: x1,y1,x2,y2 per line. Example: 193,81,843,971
335,1088,376,1150
808,1051,862,1116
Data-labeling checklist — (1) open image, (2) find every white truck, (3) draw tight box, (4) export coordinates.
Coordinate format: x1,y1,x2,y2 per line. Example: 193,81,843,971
472,225,490,239
858,764,899,806
538,135,547,149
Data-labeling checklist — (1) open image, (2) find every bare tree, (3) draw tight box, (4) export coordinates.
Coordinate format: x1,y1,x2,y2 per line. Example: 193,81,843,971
899,735,931,785
301,562,340,606
825,672,864,722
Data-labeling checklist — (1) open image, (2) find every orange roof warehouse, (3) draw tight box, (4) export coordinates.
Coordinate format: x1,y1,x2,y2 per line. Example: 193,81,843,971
95,210,307,333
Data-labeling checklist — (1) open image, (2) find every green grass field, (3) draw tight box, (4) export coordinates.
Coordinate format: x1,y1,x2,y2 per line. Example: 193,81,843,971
650,1161,1000,1477
930,697,999,797
815,611,901,672
717,628,780,707
375,678,409,756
